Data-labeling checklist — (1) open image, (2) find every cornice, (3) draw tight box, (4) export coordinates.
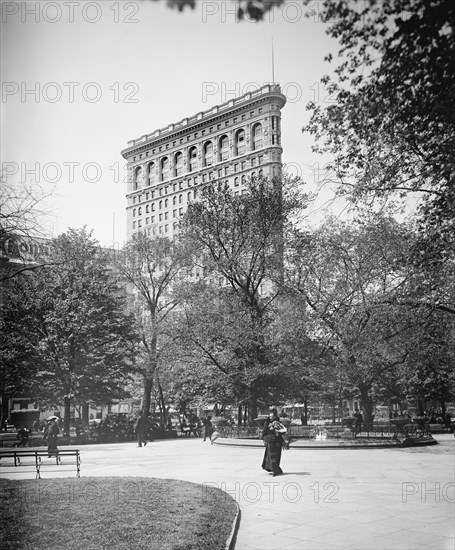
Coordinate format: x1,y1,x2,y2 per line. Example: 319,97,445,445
121,85,286,160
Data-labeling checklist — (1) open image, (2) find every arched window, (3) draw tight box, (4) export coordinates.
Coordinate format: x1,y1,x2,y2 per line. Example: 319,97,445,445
218,135,229,161
134,166,142,190
133,208,136,217
160,157,169,181
148,162,155,185
203,141,213,167
159,200,163,210
188,146,198,172
174,152,183,176
251,171,256,179
138,207,142,215
258,169,263,177
187,192,191,202
179,194,183,204
241,175,246,185
252,123,262,151
234,177,239,187
234,129,245,156
173,196,177,205
146,205,150,213
165,198,168,208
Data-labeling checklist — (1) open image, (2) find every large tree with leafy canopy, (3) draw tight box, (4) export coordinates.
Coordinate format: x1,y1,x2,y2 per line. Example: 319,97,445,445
0,228,139,433
285,215,425,423
303,0,454,286
180,176,306,421
403,312,455,418
116,233,193,414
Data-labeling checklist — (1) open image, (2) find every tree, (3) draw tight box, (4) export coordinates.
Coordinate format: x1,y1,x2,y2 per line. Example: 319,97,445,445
147,0,285,21
117,232,192,414
0,228,138,433
404,312,455,417
180,176,306,421
304,0,455,275
0,181,54,283
285,215,420,423
272,292,340,423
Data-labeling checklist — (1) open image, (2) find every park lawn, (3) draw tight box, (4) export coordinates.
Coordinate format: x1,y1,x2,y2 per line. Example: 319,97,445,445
0,477,238,550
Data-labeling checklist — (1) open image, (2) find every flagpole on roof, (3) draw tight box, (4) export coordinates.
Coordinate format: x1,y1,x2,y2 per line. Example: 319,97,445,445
271,37,275,84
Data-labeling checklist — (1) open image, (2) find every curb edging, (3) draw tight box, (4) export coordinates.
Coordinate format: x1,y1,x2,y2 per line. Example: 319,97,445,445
225,502,241,550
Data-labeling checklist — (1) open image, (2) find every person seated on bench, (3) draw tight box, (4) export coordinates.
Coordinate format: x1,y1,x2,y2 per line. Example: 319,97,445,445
16,426,31,447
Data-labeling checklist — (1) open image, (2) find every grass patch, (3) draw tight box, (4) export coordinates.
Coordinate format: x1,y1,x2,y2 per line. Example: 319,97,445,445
0,477,237,550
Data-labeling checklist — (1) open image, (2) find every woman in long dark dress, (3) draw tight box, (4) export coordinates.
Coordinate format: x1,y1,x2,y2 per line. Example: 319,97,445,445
46,417,59,457
261,409,285,476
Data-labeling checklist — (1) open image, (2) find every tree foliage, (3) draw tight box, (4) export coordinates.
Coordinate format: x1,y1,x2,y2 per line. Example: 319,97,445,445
285,215,421,421
147,0,285,21
0,181,54,282
179,176,306,419
304,0,455,259
117,232,193,413
0,228,138,431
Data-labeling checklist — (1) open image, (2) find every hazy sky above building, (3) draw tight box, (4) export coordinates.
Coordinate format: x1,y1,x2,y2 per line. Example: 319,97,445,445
2,0,342,246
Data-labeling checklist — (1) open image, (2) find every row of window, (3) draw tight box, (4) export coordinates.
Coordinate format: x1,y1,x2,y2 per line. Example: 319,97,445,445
134,207,185,224
132,190,197,216
131,154,267,200
131,169,267,219
132,123,277,189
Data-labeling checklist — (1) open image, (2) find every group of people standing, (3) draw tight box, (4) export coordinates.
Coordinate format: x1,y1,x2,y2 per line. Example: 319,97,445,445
134,412,217,446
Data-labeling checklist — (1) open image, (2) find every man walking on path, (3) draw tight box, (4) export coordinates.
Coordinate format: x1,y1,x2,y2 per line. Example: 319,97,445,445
135,411,150,447
353,408,363,435
203,416,213,442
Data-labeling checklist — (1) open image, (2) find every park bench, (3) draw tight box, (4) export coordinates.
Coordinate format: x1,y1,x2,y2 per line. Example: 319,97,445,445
0,448,81,479
288,426,317,439
0,433,20,447
427,423,453,434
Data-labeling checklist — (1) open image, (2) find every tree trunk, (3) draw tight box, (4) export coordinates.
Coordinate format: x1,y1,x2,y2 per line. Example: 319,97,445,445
358,383,373,425
248,390,258,423
63,396,71,436
417,398,425,416
440,399,446,419
237,405,242,427
302,399,308,425
82,403,89,426
158,380,166,428
143,376,153,414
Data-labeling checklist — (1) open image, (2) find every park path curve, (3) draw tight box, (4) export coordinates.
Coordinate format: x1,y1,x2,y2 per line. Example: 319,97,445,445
2,435,454,550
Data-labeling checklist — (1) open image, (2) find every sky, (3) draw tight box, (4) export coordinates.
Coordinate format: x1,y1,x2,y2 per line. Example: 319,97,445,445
2,0,342,247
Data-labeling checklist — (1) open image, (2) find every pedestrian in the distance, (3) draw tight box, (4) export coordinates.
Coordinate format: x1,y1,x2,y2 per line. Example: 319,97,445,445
135,411,150,447
46,417,59,457
203,416,213,442
353,408,363,435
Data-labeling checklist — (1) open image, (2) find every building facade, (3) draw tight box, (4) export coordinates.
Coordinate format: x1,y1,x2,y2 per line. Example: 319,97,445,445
121,84,286,240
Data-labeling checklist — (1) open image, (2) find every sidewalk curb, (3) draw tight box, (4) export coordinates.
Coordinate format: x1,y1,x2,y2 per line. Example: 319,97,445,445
225,501,241,550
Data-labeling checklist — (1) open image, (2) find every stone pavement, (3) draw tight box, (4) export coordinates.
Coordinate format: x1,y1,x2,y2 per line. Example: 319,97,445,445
1,434,454,549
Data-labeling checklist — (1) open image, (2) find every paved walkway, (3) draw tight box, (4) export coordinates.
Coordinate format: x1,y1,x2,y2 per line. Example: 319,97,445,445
1,435,454,549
